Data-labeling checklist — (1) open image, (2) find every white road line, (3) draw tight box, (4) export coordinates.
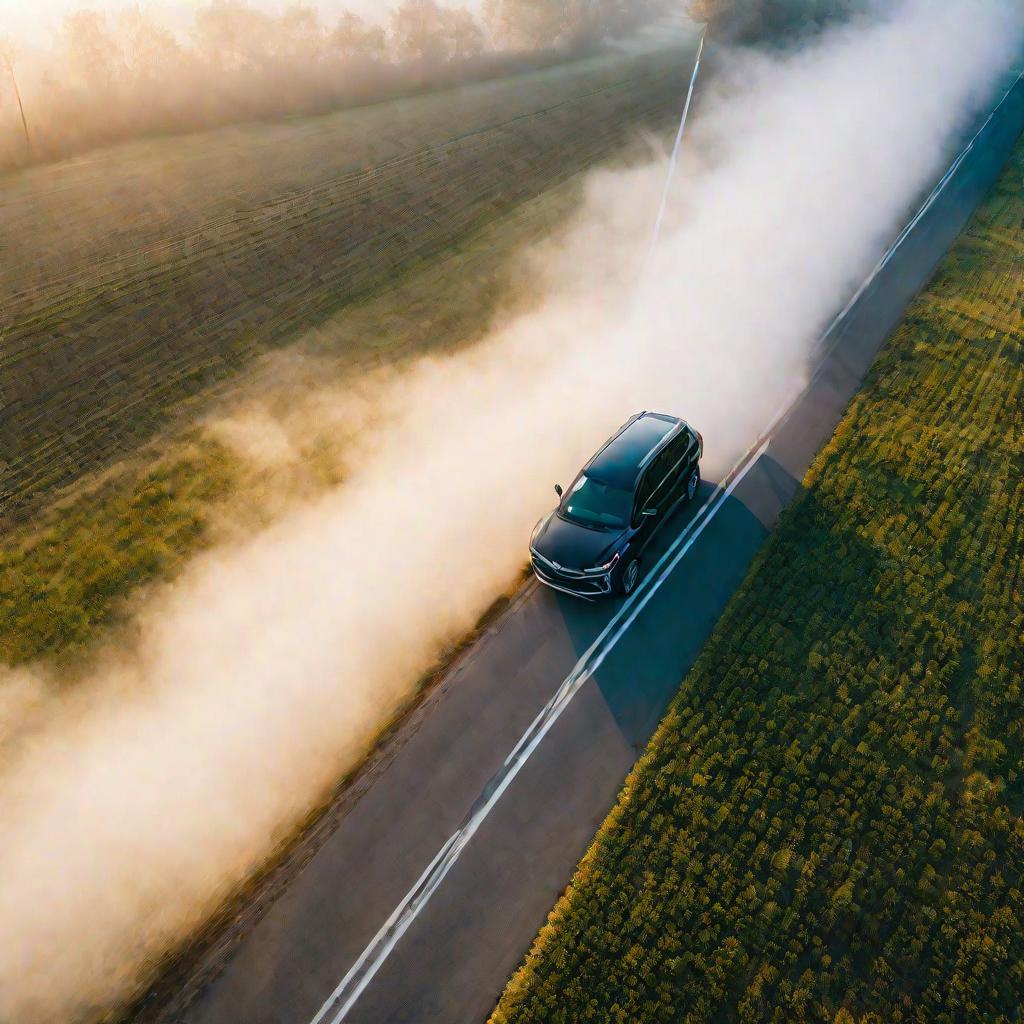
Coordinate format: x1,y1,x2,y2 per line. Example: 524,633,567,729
308,58,1024,1024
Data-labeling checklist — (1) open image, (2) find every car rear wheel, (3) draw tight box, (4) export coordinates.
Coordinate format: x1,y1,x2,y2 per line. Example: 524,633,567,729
618,557,641,597
686,465,701,502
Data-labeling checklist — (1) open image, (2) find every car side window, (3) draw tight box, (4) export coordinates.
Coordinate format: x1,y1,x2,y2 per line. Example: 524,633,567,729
634,432,695,523
648,438,686,501
636,455,667,517
672,436,692,472
650,449,674,496
679,434,696,468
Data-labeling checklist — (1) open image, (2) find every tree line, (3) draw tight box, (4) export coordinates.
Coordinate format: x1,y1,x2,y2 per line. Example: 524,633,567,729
0,0,663,168
689,0,864,41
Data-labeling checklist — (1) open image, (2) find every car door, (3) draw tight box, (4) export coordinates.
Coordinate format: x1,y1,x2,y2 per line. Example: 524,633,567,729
632,449,674,550
632,433,700,552
631,464,662,552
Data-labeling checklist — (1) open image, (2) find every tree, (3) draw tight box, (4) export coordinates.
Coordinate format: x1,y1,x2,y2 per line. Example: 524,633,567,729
60,10,123,90
192,0,274,71
688,0,863,42
115,8,185,81
390,0,449,63
391,1,484,64
484,0,566,49
443,8,485,60
485,0,660,49
273,4,324,64
330,12,387,62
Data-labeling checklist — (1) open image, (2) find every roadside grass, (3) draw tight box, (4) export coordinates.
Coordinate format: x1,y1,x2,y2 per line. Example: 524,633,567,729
0,45,693,521
490,135,1024,1022
0,441,236,668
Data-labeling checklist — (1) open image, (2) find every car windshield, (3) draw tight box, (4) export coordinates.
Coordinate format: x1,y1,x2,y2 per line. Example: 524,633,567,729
560,474,632,531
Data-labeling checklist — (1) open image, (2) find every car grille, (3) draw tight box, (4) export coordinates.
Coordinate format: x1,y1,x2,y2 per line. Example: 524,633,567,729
531,552,586,578
530,552,611,597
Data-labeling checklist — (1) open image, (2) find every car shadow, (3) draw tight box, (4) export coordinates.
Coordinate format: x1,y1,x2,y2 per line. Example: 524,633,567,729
540,473,753,631
535,458,795,747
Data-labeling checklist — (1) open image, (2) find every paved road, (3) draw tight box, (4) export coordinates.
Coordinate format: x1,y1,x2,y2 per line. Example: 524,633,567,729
165,68,1024,1024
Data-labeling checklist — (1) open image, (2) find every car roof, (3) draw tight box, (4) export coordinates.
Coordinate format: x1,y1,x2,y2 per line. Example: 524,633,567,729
585,412,683,489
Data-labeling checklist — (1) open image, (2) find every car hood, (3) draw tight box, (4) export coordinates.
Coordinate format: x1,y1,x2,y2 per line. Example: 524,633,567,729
531,512,625,571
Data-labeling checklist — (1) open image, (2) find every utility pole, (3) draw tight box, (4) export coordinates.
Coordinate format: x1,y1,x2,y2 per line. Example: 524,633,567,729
3,52,32,161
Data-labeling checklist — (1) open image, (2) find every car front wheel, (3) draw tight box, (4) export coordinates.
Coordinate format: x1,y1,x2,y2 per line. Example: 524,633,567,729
617,557,641,597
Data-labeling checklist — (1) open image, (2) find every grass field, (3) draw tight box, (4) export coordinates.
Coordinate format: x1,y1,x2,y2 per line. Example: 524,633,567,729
490,133,1024,1022
0,440,235,667
0,46,693,523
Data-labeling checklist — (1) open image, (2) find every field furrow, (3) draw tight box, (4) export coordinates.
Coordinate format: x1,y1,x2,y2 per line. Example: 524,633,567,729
0,49,690,520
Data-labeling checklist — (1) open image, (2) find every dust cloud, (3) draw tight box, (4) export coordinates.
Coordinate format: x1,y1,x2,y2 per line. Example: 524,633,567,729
1,1,1021,1019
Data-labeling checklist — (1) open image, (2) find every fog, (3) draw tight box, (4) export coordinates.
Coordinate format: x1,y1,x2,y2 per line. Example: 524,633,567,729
1,1,1021,1020
4,0,486,38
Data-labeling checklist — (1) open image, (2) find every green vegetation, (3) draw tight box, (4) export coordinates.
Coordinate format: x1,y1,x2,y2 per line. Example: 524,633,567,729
491,139,1024,1022
0,46,691,522
0,442,235,667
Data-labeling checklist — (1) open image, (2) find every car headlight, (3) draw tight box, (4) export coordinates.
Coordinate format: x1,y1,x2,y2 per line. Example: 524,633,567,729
530,516,546,546
583,553,620,575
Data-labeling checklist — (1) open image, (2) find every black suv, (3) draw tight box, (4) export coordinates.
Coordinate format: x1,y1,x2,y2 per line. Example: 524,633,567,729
530,412,703,599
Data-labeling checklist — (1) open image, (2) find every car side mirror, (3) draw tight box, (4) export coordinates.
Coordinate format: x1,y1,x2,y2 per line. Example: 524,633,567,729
554,484,563,498
641,507,658,517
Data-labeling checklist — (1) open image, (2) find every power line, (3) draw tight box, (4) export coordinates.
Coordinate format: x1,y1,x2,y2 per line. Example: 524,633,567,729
633,28,705,296
648,29,704,253
3,52,32,161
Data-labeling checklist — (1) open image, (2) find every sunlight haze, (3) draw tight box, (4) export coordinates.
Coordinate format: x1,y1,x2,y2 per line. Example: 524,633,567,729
2,0,486,41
